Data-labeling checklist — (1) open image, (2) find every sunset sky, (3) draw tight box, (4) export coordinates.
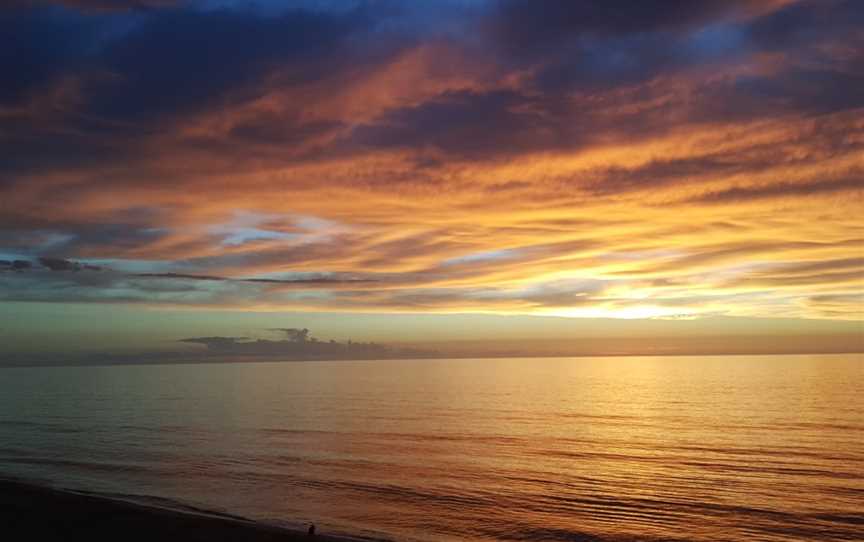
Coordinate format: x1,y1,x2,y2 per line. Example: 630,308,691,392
1,0,862,363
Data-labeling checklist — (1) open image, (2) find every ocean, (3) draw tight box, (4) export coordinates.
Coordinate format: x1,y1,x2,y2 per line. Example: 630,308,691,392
1,354,862,541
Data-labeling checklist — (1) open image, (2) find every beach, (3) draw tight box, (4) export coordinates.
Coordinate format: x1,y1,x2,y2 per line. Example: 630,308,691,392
0,478,354,542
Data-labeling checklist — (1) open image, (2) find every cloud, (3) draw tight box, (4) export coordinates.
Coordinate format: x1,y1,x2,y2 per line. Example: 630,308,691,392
0,5,99,107
92,6,370,119
179,328,431,360
6,1,178,10
350,90,570,159
687,176,863,203
38,256,102,271
0,1,392,181
492,0,769,44
0,256,101,272
0,0,862,324
135,272,376,285
804,294,864,319
0,260,32,271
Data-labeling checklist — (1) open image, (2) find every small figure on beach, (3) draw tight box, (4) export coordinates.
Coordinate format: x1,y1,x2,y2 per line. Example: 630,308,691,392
308,523,316,536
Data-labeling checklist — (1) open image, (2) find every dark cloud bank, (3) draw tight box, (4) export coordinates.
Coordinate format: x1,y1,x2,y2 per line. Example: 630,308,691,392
0,328,437,368
178,327,432,360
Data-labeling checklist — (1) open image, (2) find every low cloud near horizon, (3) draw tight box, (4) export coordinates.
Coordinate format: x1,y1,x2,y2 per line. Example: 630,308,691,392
177,327,432,360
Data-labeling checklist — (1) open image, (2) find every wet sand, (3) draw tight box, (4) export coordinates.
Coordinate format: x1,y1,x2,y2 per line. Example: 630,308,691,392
0,478,359,542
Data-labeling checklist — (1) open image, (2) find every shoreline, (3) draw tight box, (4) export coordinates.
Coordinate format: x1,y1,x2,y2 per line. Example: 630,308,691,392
0,476,372,542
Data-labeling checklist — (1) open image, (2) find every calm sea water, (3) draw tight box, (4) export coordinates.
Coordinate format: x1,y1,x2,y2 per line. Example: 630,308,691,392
1,354,862,541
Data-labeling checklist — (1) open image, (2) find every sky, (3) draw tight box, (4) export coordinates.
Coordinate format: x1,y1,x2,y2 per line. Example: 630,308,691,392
0,0,862,364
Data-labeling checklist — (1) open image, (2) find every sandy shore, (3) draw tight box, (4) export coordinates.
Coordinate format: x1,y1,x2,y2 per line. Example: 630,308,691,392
0,478,363,541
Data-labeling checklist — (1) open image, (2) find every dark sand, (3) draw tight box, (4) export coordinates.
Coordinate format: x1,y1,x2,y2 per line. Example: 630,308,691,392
0,478,360,541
